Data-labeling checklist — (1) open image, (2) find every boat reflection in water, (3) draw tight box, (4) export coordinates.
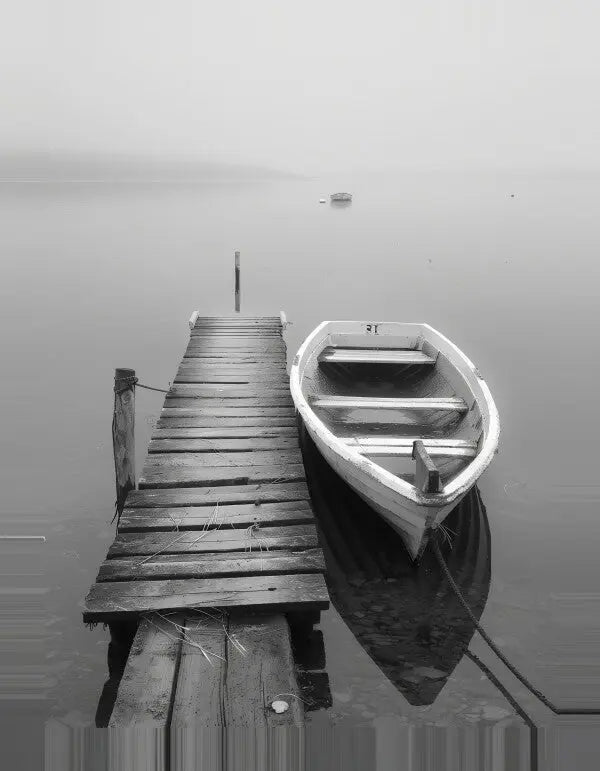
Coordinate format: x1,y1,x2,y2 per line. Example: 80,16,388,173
299,423,491,707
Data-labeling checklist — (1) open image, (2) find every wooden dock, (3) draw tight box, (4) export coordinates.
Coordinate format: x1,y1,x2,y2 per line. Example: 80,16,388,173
84,315,329,742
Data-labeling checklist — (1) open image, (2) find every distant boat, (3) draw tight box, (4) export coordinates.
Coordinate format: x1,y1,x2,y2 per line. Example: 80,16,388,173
319,198,326,203
290,321,500,559
330,192,352,202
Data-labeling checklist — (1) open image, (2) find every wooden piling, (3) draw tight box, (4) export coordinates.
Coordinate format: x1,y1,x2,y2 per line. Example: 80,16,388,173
113,368,136,517
234,251,240,312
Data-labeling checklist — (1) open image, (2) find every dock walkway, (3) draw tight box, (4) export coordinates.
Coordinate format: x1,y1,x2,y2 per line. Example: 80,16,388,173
83,315,329,736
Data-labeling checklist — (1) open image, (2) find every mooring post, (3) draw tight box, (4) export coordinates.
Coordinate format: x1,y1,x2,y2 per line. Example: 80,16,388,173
113,368,136,517
234,250,240,312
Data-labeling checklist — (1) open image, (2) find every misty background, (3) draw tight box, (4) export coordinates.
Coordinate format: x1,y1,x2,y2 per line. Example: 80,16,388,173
2,0,600,175
2,2,600,770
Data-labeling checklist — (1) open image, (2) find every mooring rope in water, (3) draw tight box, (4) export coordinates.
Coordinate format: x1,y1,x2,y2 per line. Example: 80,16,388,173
432,534,600,716
114,375,169,394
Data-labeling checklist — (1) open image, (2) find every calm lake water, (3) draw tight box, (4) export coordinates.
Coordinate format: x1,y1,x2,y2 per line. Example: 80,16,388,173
1,172,599,768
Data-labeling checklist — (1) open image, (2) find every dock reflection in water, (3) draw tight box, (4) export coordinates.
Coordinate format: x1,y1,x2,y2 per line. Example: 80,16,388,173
299,422,491,708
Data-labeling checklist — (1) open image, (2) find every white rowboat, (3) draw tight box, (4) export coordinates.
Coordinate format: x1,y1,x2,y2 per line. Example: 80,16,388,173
290,321,500,559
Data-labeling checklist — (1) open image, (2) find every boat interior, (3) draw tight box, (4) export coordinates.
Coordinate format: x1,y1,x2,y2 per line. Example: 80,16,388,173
302,332,485,490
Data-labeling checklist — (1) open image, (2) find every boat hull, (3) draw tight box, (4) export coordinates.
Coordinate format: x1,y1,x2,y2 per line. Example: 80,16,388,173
304,419,463,559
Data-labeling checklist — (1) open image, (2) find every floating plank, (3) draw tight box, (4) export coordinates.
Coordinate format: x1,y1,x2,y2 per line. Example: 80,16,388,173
171,616,226,728
143,450,302,468
83,573,329,622
156,417,298,428
98,548,326,582
319,348,436,365
126,483,311,509
118,500,313,531
311,396,468,411
109,614,182,727
151,426,298,439
164,397,294,409
139,463,305,489
225,615,303,727
108,524,318,557
148,437,300,453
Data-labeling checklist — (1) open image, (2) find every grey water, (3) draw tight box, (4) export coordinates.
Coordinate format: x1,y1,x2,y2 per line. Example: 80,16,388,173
1,171,599,767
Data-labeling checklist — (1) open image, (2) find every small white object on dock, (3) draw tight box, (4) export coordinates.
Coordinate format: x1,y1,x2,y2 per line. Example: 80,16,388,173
280,310,289,330
188,310,199,330
270,700,289,714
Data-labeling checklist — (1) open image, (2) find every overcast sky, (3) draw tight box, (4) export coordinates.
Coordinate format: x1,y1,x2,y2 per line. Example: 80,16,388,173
2,0,598,174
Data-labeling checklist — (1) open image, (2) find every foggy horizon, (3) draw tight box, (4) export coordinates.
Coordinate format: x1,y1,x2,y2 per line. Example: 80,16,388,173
3,1,600,176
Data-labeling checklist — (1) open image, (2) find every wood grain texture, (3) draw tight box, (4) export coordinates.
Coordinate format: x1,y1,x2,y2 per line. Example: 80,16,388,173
148,437,300,453
118,500,312,531
151,426,298,439
83,573,329,622
142,450,302,468
224,614,303,727
171,615,226,726
161,402,294,417
160,407,295,417
109,613,182,726
157,417,297,428
168,386,290,398
126,482,311,508
113,368,136,515
97,548,326,582
108,524,319,557
138,463,306,488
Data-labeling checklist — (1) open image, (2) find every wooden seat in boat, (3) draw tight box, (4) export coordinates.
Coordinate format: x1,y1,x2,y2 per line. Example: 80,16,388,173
318,348,437,365
310,396,468,412
343,437,477,458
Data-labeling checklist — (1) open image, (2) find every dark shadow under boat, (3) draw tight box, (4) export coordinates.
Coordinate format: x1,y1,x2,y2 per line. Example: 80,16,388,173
299,421,491,707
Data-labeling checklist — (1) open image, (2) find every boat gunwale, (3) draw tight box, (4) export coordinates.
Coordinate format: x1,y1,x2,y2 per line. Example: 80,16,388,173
290,320,500,510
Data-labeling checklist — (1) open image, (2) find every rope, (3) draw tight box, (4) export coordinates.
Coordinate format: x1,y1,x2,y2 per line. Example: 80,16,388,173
432,533,600,716
114,375,169,394
466,650,538,771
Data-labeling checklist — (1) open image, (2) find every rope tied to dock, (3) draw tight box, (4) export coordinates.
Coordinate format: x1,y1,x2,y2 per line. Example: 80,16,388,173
432,532,600,716
114,375,169,395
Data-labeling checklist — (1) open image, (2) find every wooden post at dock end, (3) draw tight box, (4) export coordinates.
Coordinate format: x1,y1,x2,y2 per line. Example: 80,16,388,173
234,250,241,312
113,368,136,518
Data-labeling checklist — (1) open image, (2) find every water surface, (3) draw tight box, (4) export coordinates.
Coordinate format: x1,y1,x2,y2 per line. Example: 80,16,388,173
1,172,599,766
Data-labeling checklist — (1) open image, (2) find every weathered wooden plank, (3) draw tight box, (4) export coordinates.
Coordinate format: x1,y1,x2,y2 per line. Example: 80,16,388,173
83,573,329,622
164,397,294,409
143,449,301,468
167,386,290,398
171,615,226,727
126,482,311,509
151,426,298,440
181,357,286,364
97,548,326,582
108,524,318,557
160,407,295,418
148,437,300,453
189,333,282,339
118,500,312,531
174,374,288,385
138,462,305,488
157,417,297,428
224,614,303,727
119,501,313,533
186,339,285,347
109,614,182,726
